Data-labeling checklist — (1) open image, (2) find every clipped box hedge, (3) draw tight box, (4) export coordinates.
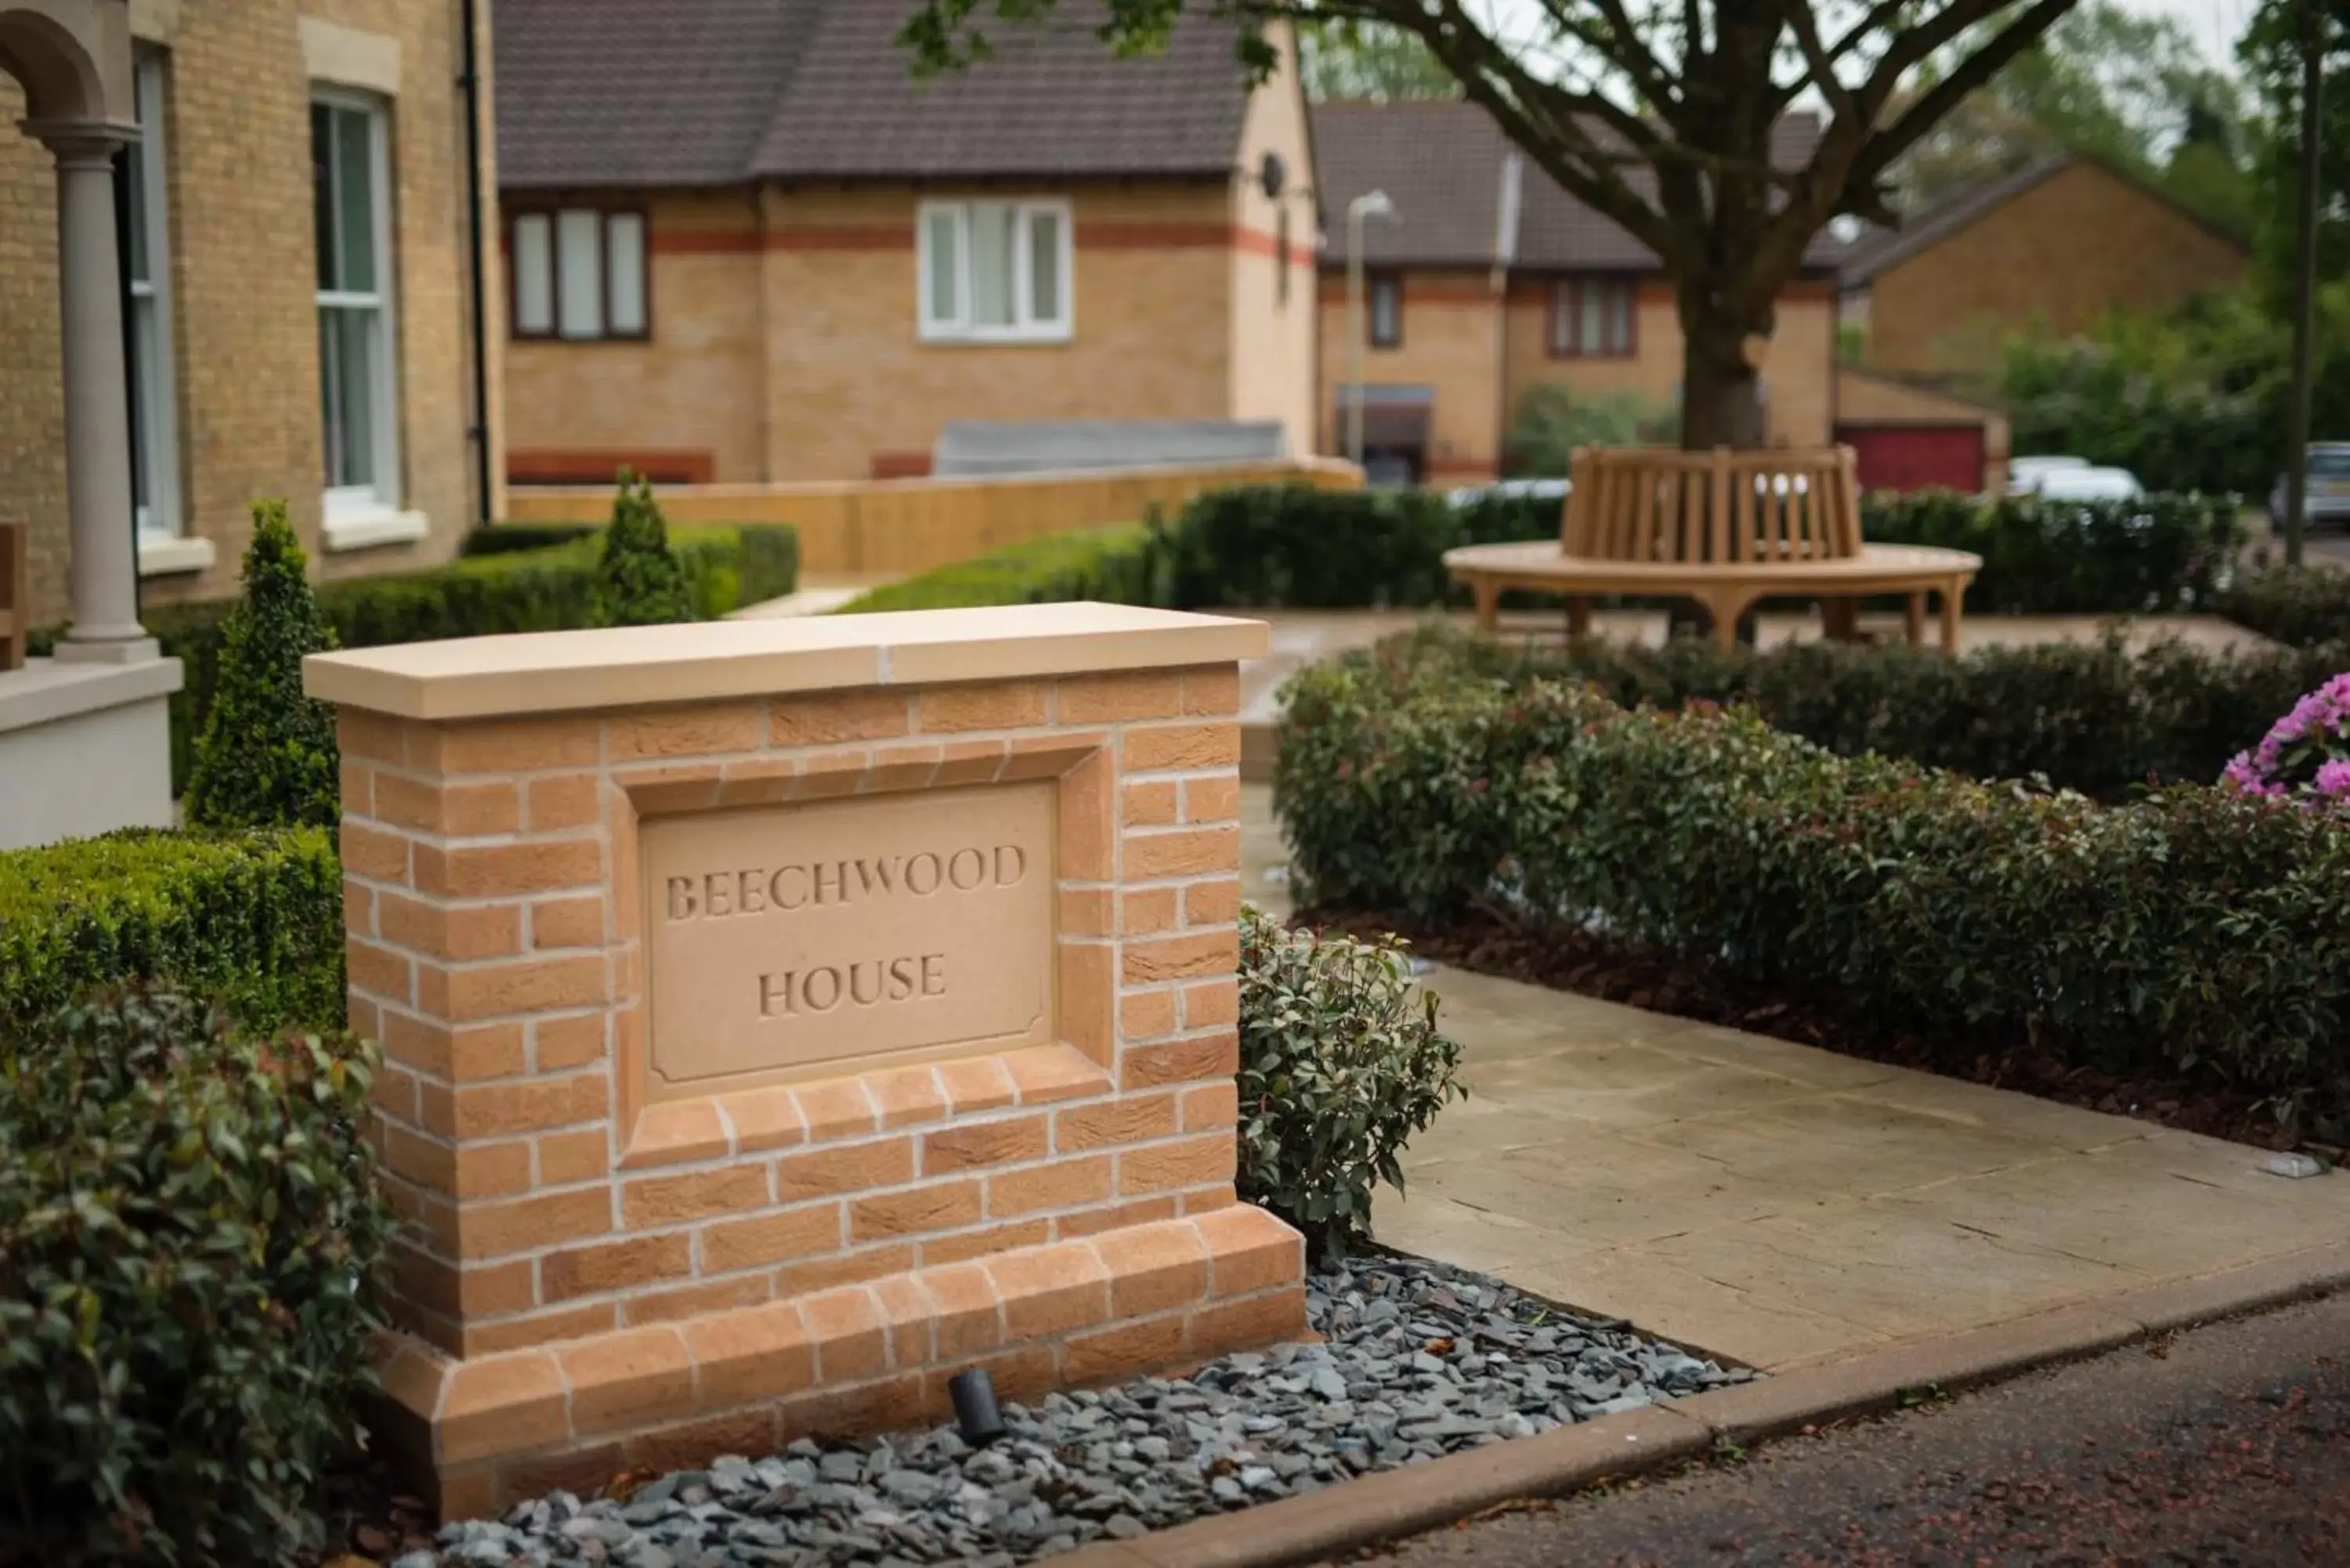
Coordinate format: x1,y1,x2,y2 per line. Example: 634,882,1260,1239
840,522,1159,613
1859,489,2247,614
2221,563,2350,649
33,522,798,790
1276,649,2350,1136
1376,621,2350,801
0,827,345,1034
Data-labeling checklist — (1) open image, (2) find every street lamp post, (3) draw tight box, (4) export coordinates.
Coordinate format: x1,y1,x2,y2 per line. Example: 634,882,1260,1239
1344,190,1395,471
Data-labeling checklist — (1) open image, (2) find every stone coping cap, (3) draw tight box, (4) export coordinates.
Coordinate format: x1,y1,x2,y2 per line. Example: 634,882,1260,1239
303,603,1273,721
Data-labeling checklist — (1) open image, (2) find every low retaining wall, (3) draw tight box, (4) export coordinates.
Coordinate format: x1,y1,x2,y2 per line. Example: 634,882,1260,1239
504,459,1362,578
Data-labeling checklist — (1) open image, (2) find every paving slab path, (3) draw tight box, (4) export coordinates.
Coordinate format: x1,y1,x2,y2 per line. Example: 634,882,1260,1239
1353,1288,2350,1567
1241,784,2350,1375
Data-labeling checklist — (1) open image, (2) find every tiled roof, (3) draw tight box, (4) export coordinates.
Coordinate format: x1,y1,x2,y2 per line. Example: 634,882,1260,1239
494,0,1256,190
1835,155,2077,283
1314,102,1839,271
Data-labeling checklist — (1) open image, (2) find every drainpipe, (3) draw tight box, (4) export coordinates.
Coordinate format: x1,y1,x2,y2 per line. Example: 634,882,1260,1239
458,0,494,525
1492,154,1522,478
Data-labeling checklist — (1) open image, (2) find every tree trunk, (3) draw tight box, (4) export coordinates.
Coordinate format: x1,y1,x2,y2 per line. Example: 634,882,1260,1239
1676,281,1773,451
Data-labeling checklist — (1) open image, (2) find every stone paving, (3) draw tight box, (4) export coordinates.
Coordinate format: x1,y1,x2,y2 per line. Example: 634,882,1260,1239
1242,783,2350,1375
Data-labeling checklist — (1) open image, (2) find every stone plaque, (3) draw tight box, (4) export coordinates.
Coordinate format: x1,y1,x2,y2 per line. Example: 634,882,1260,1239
642,782,1055,1096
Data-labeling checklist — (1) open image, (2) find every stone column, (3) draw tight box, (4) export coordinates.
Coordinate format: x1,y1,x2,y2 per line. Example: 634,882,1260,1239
38,122,153,663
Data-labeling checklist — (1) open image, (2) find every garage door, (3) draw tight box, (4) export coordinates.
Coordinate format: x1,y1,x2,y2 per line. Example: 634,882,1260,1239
1836,423,1985,494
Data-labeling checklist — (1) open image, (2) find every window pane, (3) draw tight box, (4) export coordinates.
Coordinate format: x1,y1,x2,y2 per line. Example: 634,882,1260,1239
312,104,335,290
1552,281,1573,352
512,214,552,334
1371,278,1397,344
320,305,377,489
1580,284,1605,355
123,147,149,287
334,107,374,294
924,208,960,325
969,203,1014,329
606,213,645,334
1606,281,1632,353
557,209,603,338
1026,207,1061,327
130,298,155,515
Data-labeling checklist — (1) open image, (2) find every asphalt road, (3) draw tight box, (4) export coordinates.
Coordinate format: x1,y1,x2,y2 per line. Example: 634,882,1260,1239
1354,1292,2350,1568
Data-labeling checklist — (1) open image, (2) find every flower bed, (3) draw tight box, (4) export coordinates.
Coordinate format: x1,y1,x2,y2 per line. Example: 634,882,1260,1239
2225,672,2350,807
1275,647,2350,1140
399,1255,1750,1567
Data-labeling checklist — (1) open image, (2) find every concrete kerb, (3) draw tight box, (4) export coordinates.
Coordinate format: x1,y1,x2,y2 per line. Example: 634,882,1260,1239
1056,1240,2350,1568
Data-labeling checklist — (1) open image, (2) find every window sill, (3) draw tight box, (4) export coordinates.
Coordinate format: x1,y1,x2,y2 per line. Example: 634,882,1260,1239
322,507,431,553
917,329,1074,348
136,534,216,577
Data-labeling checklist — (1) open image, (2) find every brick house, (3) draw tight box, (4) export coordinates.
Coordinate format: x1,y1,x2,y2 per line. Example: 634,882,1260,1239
494,0,1318,486
1839,153,2251,383
1312,101,1840,484
0,0,504,623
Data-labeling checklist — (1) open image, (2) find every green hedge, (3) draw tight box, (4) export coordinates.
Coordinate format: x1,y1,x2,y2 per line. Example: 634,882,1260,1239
1372,622,2350,800
840,523,1159,613
0,827,345,1033
1,989,391,1564
1275,653,2350,1136
33,523,798,791
1859,489,2247,614
2220,565,2350,649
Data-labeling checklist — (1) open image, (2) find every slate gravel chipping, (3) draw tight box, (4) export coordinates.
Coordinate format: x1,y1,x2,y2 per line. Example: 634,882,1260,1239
411,1254,1756,1568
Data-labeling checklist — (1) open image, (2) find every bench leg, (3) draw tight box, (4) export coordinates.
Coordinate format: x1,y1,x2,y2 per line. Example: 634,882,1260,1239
1821,598,1859,644
1566,596,1593,642
1904,591,1926,649
1701,589,1757,652
1939,580,1962,654
1471,577,1500,634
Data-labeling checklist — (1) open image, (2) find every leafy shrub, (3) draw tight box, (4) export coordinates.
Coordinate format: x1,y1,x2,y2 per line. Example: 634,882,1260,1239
183,502,342,831
1862,489,2247,613
1505,385,1678,475
1275,656,2350,1136
837,523,1161,613
1235,905,1465,1261
591,471,695,627
1361,620,2348,801
0,827,344,1033
0,988,392,1566
2223,671,2350,805
31,523,797,793
2222,565,2350,649
1157,485,1466,609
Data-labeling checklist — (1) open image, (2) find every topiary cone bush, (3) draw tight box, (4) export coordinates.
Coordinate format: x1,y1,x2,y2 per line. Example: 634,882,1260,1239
590,468,696,627
1235,905,1466,1261
0,988,393,1566
183,500,341,830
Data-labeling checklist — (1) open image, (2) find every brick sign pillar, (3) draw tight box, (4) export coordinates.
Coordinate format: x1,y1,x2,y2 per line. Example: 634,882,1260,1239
305,603,1303,1517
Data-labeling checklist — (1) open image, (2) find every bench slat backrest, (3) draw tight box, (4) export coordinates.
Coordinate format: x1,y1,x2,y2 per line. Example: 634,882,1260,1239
0,521,25,673
1564,446,1861,565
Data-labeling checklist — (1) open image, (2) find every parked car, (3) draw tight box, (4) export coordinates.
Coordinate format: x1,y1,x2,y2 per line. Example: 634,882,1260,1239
2031,465,2144,503
2268,443,2350,529
1446,478,1570,507
2008,455,2091,493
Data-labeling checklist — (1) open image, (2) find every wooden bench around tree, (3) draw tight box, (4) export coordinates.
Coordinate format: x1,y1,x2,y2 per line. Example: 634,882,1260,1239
1444,446,1982,651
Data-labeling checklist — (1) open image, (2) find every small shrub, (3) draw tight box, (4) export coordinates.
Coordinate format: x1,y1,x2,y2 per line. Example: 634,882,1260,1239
1862,490,2247,614
0,988,393,1566
457,522,600,557
182,501,341,830
1235,905,1466,1260
0,827,345,1033
590,471,695,627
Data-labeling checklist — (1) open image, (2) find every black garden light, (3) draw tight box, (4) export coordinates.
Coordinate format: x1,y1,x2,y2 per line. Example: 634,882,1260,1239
949,1367,1007,1445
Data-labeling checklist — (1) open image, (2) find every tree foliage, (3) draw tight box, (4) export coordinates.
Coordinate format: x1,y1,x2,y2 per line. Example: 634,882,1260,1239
1299,16,1457,99
183,500,341,832
898,2,2092,448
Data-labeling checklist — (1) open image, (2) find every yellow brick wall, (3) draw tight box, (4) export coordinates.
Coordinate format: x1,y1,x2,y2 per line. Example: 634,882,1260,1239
1317,268,1505,479
1226,22,1318,460
0,0,490,623
1862,160,2250,380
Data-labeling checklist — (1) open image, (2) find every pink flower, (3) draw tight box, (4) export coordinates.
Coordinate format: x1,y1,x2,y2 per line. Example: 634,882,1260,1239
2319,759,2350,799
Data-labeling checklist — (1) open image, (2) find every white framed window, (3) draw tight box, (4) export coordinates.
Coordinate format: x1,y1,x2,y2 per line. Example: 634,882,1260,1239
508,207,648,341
125,52,185,549
1550,275,1636,358
1368,273,1401,349
313,91,402,525
917,198,1072,343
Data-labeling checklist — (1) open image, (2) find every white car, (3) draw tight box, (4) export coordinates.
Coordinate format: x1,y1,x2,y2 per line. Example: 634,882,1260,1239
2008,455,2091,493
1447,478,1570,507
2030,465,2144,503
